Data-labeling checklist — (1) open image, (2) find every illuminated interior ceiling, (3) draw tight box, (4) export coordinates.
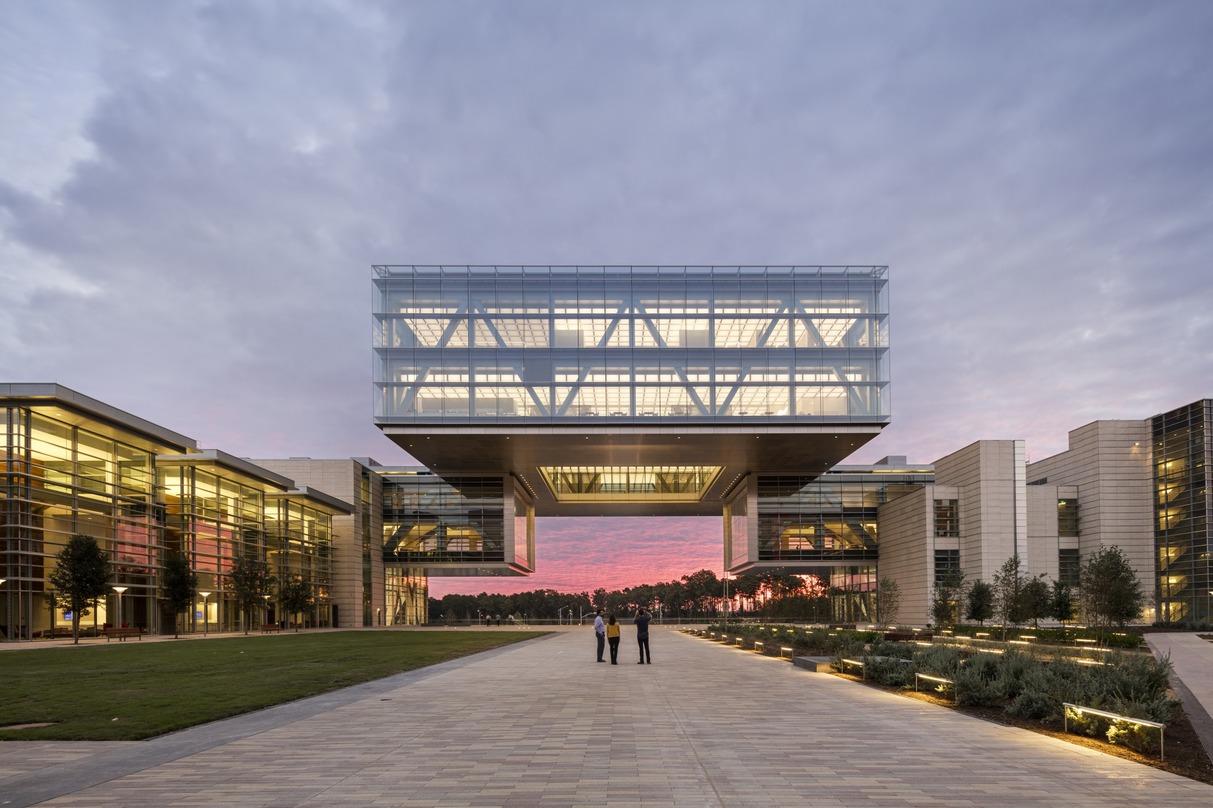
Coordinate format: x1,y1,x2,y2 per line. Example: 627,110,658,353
539,465,723,503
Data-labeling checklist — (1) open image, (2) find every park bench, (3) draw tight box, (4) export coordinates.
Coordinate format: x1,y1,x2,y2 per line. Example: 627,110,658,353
260,624,283,633
103,626,143,642
883,631,932,642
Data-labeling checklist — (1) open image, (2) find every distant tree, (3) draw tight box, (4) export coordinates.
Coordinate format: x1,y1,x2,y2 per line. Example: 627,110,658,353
1079,546,1145,630
161,551,196,639
874,577,901,626
48,535,112,645
732,573,763,613
278,577,314,631
591,588,608,610
680,569,721,615
1018,576,1053,629
965,580,994,625
992,554,1026,638
931,570,964,628
1050,580,1074,625
226,555,275,635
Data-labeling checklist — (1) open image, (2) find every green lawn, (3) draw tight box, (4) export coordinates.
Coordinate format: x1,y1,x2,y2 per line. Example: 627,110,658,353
0,630,539,741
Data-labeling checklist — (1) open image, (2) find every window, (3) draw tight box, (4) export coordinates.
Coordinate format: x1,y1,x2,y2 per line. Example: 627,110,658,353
1057,498,1078,537
934,499,959,537
934,549,960,586
1058,549,1080,587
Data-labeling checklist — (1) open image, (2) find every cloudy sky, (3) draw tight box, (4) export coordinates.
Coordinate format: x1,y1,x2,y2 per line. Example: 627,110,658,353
3,1,1211,595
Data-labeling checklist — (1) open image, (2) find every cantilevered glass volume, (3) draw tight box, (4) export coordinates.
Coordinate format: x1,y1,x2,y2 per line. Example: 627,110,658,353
372,266,892,517
373,265,889,425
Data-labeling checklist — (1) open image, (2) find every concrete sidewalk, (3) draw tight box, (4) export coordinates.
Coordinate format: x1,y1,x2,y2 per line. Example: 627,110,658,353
2,627,1210,807
1147,632,1213,763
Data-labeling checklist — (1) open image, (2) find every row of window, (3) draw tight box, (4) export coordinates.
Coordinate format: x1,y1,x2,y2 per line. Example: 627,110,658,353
932,549,1080,588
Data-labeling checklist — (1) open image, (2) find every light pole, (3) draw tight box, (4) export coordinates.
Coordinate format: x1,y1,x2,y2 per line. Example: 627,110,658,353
112,586,128,629
199,591,212,636
263,594,272,629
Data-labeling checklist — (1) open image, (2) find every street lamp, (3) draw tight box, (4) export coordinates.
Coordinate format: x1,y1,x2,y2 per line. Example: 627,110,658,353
199,591,212,636
112,586,128,629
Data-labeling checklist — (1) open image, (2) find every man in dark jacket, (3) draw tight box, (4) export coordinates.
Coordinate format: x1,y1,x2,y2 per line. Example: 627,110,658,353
635,608,652,664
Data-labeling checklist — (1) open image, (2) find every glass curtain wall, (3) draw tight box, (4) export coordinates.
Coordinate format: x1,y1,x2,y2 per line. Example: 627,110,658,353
386,566,428,625
381,472,507,565
267,496,335,628
755,470,931,563
159,463,276,633
1153,400,1212,624
373,265,890,425
2,406,160,639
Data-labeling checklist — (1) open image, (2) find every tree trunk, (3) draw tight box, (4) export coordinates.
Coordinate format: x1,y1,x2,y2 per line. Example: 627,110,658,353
72,608,79,645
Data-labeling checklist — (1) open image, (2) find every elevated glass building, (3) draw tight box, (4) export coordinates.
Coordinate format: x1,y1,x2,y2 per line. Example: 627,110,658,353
373,265,891,521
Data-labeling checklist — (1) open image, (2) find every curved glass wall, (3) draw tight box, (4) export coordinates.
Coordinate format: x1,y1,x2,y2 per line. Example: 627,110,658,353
373,265,889,425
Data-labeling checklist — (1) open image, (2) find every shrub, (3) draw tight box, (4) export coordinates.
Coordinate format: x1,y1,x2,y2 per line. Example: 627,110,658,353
954,653,1004,707
913,646,962,679
865,655,912,687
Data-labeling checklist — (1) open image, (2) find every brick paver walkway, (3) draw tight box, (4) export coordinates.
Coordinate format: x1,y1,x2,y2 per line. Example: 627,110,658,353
5,628,1212,806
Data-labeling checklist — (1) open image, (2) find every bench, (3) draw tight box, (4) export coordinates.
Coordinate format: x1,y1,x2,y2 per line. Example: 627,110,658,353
260,624,283,633
103,627,142,642
883,631,933,642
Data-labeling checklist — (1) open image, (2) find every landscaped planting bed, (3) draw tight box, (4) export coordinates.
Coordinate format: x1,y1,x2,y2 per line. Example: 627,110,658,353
695,623,1213,784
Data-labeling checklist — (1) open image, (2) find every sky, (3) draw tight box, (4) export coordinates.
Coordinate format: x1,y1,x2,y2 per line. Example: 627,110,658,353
2,1,1212,596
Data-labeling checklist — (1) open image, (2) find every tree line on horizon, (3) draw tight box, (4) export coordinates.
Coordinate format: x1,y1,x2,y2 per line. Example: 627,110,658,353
428,567,855,623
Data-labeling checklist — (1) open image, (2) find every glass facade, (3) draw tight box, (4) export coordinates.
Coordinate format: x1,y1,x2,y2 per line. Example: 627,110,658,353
1057,497,1079,537
934,549,960,586
1153,400,1212,624
538,465,722,503
933,499,959,537
1,399,341,639
754,468,931,563
1058,548,1080,588
373,265,890,424
380,469,534,572
266,495,335,628
385,566,428,626
2,405,166,639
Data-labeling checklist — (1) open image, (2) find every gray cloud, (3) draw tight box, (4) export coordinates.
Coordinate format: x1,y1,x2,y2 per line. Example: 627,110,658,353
2,0,1212,471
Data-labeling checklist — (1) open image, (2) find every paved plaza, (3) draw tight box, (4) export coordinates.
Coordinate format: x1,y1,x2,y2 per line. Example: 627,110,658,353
3,628,1213,807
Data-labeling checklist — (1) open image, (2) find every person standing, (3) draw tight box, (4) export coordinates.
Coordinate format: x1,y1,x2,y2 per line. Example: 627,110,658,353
606,614,621,664
635,607,652,664
593,609,606,663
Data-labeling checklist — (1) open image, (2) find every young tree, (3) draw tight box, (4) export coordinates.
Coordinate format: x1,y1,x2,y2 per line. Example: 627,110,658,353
278,576,314,632
226,554,275,635
161,551,197,639
931,570,964,628
1050,580,1074,625
1079,546,1145,631
965,580,994,625
1018,576,1052,629
874,577,901,626
992,554,1026,639
47,535,112,645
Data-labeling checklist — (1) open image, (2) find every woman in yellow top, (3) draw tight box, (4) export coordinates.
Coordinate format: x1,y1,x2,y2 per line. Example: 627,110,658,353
606,614,621,664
